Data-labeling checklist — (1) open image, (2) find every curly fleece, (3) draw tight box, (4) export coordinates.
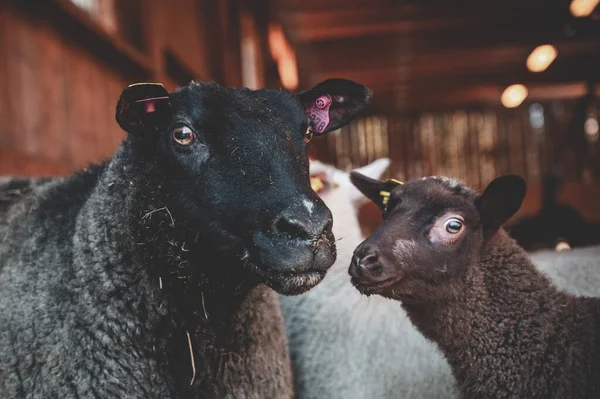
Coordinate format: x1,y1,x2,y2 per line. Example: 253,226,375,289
0,142,293,398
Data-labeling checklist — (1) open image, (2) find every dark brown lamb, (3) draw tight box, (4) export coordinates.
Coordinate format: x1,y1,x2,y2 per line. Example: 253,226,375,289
349,174,600,399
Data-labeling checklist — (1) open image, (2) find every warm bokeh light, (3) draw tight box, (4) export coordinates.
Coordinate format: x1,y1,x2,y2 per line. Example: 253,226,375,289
526,45,557,72
585,117,599,143
555,241,571,251
570,0,600,17
268,24,299,90
501,84,528,108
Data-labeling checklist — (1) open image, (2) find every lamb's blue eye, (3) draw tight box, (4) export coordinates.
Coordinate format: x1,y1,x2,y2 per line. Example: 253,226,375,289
444,219,463,234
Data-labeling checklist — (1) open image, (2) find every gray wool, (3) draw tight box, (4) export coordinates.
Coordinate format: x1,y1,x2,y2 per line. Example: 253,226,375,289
0,146,292,398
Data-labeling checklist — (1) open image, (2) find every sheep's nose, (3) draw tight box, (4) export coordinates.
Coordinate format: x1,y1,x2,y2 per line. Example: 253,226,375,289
350,247,383,278
271,201,332,241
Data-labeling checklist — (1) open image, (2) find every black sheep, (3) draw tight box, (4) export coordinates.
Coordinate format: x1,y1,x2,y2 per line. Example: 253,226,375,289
0,79,371,398
349,174,600,399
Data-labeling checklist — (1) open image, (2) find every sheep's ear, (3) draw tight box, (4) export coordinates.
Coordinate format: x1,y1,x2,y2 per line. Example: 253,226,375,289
350,172,401,210
116,83,172,136
476,175,526,238
298,79,372,135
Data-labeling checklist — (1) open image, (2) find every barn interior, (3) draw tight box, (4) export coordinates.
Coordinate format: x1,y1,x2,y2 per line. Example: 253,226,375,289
1,0,600,250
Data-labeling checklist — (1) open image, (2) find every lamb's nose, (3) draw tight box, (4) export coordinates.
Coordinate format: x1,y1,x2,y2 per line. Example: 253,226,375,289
350,247,383,278
355,252,381,271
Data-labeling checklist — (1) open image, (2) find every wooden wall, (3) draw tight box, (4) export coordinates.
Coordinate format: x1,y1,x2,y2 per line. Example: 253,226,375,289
314,100,600,189
0,3,126,174
0,0,256,176
309,100,600,235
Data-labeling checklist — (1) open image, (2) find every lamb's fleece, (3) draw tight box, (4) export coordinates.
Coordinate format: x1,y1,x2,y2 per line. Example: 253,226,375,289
281,160,600,399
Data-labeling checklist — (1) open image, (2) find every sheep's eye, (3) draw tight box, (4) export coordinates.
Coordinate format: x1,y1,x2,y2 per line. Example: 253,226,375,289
172,126,195,146
429,214,465,244
444,218,463,234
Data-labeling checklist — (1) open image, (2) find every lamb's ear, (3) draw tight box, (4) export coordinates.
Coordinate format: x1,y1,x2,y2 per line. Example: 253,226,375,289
350,172,400,210
116,83,171,136
349,158,391,205
298,79,372,135
476,175,526,238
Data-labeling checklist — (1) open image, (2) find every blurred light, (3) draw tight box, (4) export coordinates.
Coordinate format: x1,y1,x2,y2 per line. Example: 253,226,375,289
268,24,298,90
529,103,545,129
526,45,557,72
585,117,599,142
501,84,528,108
555,241,571,251
570,0,600,17
70,0,97,13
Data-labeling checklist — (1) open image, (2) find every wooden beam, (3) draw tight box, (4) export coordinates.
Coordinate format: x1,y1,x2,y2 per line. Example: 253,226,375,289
309,40,600,88
14,0,155,80
279,1,571,42
363,82,592,114
290,20,600,82
276,0,567,15
284,15,474,42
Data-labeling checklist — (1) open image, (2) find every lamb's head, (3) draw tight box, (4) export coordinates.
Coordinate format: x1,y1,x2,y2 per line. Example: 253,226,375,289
348,174,526,302
115,80,371,295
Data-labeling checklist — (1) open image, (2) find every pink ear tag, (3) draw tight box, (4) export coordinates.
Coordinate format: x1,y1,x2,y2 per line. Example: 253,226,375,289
306,94,332,134
144,102,156,113
136,96,170,114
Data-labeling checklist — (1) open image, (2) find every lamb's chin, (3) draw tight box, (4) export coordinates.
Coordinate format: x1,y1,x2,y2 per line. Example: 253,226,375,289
350,276,402,298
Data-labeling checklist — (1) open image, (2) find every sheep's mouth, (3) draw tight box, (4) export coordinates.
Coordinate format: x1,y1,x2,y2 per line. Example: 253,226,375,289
243,231,335,294
247,261,327,295
268,269,327,295
350,275,402,296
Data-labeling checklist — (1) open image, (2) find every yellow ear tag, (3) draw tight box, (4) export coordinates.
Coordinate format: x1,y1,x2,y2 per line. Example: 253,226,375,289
380,191,391,205
380,179,403,205
310,176,325,193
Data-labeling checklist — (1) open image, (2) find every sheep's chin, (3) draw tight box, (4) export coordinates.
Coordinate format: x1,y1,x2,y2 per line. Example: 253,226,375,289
243,259,327,295
268,271,327,296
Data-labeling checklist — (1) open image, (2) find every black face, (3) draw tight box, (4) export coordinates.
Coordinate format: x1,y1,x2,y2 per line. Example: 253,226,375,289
116,80,371,295
348,174,526,303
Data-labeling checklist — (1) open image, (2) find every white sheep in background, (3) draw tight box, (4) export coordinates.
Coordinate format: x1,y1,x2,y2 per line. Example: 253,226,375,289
532,245,600,297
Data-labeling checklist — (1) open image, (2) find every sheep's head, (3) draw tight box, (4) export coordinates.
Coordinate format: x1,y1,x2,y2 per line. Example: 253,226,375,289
348,174,526,303
115,80,371,295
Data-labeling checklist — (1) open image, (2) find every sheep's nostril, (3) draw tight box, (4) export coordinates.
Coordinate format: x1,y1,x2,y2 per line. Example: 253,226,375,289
271,203,332,241
274,215,312,240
